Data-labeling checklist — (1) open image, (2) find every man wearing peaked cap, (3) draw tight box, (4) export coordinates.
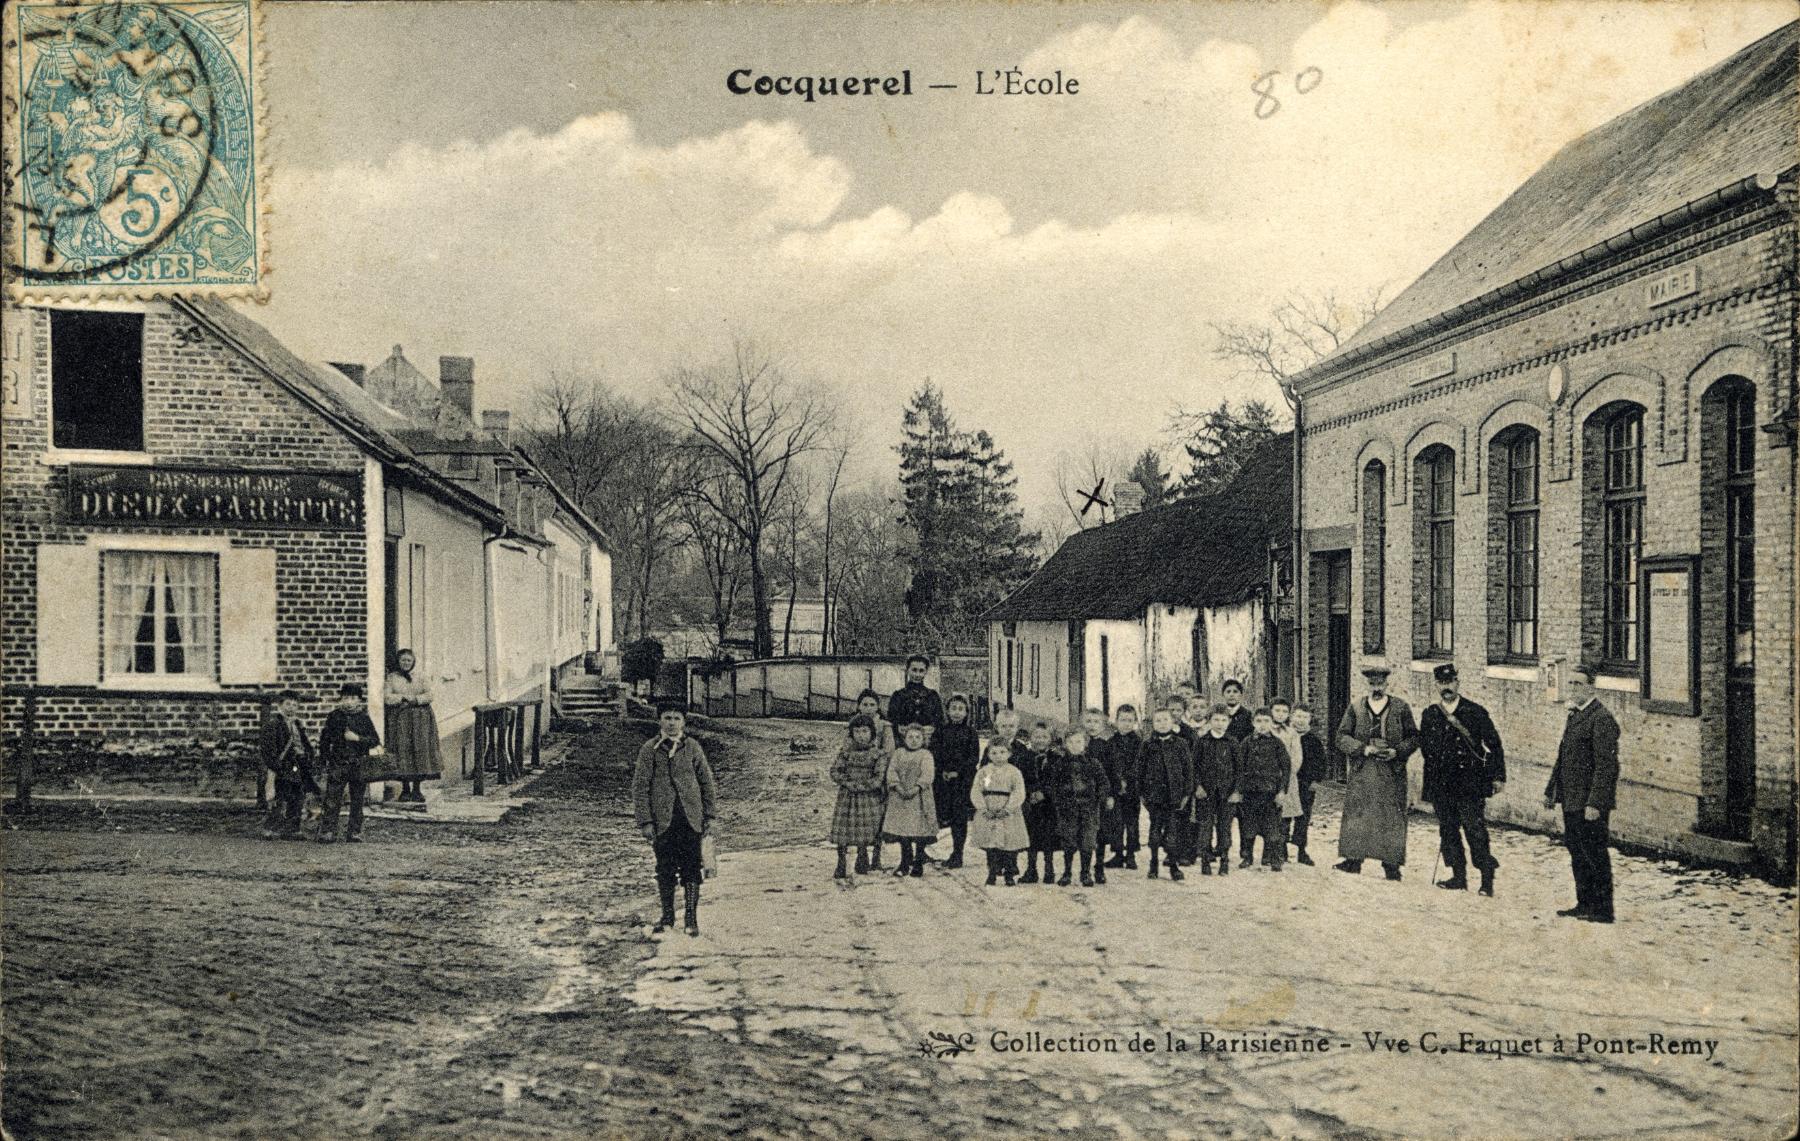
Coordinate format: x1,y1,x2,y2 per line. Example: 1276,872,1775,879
1417,663,1507,897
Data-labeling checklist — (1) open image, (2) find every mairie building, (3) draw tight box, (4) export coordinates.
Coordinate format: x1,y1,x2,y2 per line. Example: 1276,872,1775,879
1289,24,1797,878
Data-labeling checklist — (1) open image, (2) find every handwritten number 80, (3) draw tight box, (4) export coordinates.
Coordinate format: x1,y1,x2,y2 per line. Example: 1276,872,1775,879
1252,66,1323,119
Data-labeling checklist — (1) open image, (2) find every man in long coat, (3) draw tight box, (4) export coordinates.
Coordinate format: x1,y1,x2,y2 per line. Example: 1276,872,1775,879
1544,666,1620,923
1418,663,1506,896
1334,665,1418,880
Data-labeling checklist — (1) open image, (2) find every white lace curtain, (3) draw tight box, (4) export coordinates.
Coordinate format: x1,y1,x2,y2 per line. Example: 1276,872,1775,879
104,552,216,679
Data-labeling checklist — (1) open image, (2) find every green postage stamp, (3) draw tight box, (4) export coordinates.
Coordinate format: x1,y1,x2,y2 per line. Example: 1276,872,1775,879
3,0,266,298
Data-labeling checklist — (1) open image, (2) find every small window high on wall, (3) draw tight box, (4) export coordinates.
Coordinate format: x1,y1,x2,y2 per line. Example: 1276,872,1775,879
52,310,145,451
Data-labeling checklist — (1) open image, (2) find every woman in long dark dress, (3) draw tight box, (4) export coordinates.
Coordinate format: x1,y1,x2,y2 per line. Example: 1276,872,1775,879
381,648,442,803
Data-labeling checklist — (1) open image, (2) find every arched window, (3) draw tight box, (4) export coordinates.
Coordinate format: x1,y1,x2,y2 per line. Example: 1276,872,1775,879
1360,460,1386,654
1412,446,1455,656
1487,428,1540,660
1724,386,1756,670
1601,408,1645,665
1580,402,1648,668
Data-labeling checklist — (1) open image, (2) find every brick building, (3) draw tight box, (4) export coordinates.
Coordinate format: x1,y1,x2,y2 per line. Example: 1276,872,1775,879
1289,24,1797,877
1,295,611,788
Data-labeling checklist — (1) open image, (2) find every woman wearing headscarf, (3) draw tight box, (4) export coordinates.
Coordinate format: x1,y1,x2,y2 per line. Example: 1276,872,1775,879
382,648,442,804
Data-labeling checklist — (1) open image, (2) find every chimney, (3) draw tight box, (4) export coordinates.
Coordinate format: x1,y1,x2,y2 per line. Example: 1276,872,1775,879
439,356,475,419
1114,482,1146,518
328,362,366,387
481,409,511,444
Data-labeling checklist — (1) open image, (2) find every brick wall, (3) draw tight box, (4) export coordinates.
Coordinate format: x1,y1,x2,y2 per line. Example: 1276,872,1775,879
2,302,371,747
1295,192,1797,877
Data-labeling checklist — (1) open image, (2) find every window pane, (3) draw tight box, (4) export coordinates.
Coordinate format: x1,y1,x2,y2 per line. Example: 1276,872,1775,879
51,311,146,451
102,552,216,679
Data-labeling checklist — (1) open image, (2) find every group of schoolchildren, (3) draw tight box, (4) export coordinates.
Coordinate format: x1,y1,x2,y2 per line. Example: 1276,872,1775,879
828,677,1329,888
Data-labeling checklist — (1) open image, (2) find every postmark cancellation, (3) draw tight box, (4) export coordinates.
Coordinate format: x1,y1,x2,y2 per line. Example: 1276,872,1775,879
2,0,266,299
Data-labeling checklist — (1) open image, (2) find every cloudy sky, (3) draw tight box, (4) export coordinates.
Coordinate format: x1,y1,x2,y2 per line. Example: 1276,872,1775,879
252,0,1792,525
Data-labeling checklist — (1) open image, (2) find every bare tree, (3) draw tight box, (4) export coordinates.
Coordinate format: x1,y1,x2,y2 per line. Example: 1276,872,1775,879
1050,431,1138,530
816,428,854,653
525,373,686,641
667,340,836,659
1207,287,1388,391
828,482,911,655
678,459,749,654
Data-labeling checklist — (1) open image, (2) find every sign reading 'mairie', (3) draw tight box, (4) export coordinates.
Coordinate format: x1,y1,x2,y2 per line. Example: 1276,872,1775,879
66,465,363,530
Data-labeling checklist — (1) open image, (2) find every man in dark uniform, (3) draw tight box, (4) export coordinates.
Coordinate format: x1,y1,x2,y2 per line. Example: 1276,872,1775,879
1545,665,1621,923
886,654,945,746
1417,663,1506,896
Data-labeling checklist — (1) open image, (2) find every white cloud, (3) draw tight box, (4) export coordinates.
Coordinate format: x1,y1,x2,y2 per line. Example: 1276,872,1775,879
256,1,1792,515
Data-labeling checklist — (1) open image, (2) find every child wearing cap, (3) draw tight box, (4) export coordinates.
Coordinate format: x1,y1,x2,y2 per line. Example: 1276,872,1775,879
882,723,938,877
319,683,382,844
633,704,718,936
261,690,317,840
1190,703,1240,876
1138,708,1193,881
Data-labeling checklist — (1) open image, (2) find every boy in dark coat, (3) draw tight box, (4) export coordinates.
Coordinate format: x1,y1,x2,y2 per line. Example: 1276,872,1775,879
1049,728,1111,887
1104,705,1144,869
1190,704,1240,876
1138,708,1193,881
1286,704,1328,866
1220,679,1254,741
1228,708,1290,870
1015,722,1059,886
319,683,381,844
1081,709,1122,884
261,691,317,840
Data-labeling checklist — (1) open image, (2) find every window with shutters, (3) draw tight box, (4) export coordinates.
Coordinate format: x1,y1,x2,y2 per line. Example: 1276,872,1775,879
51,311,145,452
102,551,218,681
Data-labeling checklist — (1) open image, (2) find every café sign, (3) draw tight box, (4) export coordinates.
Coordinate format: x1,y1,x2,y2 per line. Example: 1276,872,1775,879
66,465,363,530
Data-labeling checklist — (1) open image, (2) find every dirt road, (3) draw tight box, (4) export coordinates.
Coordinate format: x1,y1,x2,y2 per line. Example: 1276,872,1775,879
5,717,1795,1138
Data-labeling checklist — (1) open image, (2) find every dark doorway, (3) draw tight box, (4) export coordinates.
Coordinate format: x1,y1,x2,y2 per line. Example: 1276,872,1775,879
383,540,399,673
1099,634,1112,716
1067,621,1085,722
1325,552,1353,779
1722,383,1756,840
1004,638,1015,709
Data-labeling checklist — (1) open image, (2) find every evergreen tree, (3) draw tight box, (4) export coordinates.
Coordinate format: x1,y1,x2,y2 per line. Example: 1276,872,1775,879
897,384,1039,639
1125,447,1172,508
1171,399,1282,499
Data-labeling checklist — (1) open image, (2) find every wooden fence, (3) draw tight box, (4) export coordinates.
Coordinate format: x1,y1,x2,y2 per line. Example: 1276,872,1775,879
687,657,992,726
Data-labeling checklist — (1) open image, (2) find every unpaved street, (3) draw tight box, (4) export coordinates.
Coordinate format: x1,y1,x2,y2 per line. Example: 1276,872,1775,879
5,717,1796,1139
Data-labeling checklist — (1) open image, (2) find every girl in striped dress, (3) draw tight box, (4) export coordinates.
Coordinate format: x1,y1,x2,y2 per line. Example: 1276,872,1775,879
829,715,887,878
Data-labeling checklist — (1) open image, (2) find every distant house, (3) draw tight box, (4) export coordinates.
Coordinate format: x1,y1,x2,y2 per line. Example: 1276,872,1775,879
652,593,838,660
983,436,1294,726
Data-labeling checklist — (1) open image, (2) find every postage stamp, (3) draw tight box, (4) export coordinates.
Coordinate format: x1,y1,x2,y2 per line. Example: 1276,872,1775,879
2,0,266,299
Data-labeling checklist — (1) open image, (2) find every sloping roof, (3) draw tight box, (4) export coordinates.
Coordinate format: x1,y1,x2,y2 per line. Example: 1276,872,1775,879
1304,21,1797,381
984,434,1291,623
175,297,507,529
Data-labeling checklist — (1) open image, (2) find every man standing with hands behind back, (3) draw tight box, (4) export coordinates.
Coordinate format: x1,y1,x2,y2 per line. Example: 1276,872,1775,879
1545,666,1620,924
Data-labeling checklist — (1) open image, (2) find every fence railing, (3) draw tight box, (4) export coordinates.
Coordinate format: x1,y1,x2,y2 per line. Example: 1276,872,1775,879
468,697,544,795
2,685,547,809
686,657,993,727
2,684,284,814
